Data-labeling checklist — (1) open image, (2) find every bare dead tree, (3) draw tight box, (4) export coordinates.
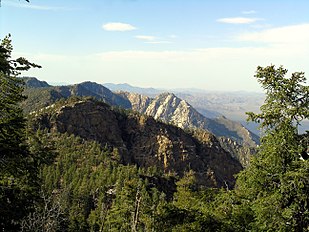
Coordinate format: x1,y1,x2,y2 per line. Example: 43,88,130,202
131,189,142,232
20,190,67,232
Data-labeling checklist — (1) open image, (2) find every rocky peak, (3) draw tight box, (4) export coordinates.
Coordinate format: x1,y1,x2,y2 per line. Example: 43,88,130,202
124,91,258,146
141,92,201,129
23,78,259,150
32,98,243,188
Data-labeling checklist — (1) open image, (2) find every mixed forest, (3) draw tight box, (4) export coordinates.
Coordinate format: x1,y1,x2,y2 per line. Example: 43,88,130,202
1,32,309,232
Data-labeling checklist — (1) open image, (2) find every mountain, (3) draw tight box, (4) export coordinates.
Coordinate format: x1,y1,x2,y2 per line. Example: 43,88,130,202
22,78,131,113
22,77,259,166
104,82,265,122
70,81,131,108
175,91,265,123
121,92,259,148
22,76,51,88
30,98,243,188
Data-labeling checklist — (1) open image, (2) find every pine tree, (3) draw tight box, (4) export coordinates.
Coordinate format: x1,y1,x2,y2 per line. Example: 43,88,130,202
236,65,309,231
0,35,41,231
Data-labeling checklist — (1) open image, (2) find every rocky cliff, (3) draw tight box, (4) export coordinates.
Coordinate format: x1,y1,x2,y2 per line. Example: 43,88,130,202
31,98,242,188
122,92,259,148
23,78,258,167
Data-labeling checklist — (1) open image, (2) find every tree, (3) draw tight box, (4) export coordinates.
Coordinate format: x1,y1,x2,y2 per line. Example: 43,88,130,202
236,65,309,231
0,35,41,231
246,65,308,132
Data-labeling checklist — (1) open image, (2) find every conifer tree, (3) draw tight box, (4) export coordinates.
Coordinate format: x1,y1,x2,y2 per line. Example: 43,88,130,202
0,35,41,230
236,65,309,231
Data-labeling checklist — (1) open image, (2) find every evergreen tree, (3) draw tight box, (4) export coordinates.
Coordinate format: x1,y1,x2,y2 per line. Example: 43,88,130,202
0,35,41,231
236,65,309,231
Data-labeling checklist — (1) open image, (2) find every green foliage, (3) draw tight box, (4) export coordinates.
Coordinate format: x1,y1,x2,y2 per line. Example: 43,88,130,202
22,131,171,231
155,171,223,231
0,35,41,231
246,65,309,131
236,65,309,231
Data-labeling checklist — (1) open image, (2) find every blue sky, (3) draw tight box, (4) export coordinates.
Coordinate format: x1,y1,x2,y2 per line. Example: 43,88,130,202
1,0,309,91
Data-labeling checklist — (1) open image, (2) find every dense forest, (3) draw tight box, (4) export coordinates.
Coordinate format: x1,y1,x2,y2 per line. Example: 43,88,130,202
1,34,309,232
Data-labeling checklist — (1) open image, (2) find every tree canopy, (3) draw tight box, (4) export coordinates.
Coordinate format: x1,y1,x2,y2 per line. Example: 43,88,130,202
0,35,41,231
236,65,309,231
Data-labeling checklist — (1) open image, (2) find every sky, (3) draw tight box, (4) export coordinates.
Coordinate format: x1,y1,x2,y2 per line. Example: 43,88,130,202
1,0,309,92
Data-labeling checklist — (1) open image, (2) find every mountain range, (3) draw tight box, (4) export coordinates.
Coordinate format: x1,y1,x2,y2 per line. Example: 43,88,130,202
22,77,259,168
30,98,243,188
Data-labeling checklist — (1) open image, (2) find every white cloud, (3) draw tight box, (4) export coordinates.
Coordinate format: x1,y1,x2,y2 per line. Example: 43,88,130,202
102,22,137,31
135,35,156,41
217,17,261,24
242,10,256,14
237,24,309,47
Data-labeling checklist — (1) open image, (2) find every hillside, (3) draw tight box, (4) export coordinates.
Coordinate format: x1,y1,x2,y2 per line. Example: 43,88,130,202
30,98,242,188
23,78,258,146
22,80,131,113
121,92,259,147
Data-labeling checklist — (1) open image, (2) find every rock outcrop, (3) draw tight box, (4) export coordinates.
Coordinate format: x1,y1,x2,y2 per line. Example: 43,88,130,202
23,78,258,145
32,99,243,188
122,92,259,147
23,78,259,167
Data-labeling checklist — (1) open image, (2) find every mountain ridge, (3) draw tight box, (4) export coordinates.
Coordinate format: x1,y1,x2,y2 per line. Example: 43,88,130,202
22,77,259,166
30,98,243,188
121,91,259,148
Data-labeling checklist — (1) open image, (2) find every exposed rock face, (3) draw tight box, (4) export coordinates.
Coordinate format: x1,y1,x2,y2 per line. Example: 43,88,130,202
144,93,207,130
119,92,151,112
23,79,258,145
23,79,258,167
32,99,242,188
122,92,259,148
218,137,256,168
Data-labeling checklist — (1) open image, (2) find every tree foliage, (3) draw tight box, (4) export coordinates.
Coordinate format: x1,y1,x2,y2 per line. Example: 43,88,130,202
0,35,41,231
246,65,309,131
236,65,309,231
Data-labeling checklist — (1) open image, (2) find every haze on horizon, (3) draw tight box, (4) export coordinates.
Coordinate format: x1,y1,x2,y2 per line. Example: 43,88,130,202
1,0,308,92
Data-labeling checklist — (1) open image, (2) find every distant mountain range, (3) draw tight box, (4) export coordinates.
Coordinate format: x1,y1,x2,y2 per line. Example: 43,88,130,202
120,91,259,147
104,83,162,96
103,82,268,135
22,77,261,167
23,78,258,141
103,83,264,119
